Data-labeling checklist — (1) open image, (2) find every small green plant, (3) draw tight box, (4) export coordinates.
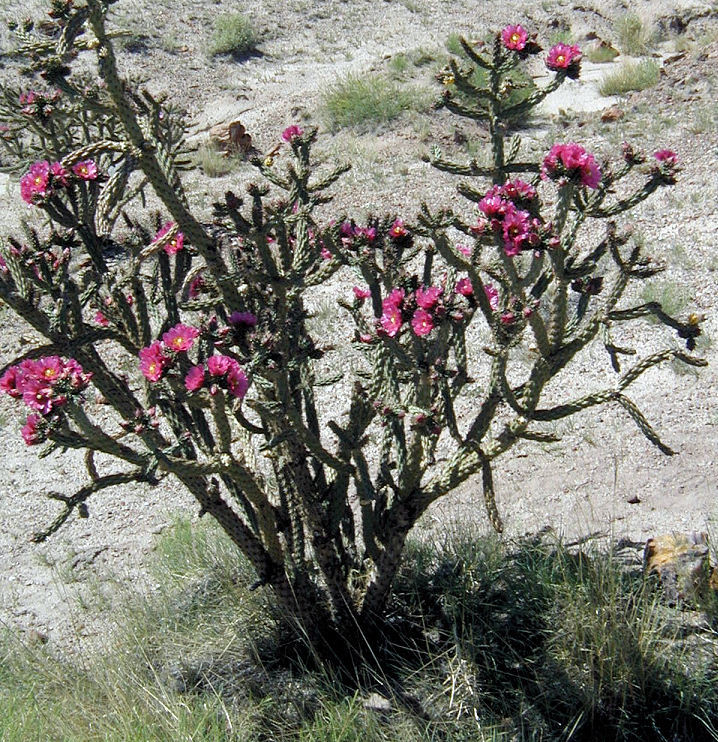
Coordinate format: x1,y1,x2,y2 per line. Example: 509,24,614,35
193,141,239,178
585,42,620,63
599,58,661,95
642,280,692,319
615,13,655,56
209,13,256,58
322,73,428,130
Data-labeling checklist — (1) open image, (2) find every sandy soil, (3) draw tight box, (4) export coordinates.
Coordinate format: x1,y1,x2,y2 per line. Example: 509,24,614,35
0,0,717,651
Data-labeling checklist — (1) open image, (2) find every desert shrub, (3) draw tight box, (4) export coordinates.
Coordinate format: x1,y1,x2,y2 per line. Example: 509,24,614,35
322,72,428,130
585,42,619,63
599,58,661,95
615,13,656,56
209,13,257,58
0,5,704,673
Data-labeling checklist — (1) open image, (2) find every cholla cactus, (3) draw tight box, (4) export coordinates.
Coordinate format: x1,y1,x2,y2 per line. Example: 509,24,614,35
0,4,705,659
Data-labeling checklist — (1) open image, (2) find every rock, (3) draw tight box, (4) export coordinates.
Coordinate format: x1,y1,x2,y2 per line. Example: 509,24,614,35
644,532,712,603
208,120,255,156
600,105,624,122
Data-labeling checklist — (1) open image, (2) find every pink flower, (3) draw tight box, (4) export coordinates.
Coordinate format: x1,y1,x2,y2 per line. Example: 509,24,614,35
415,285,442,310
388,219,409,239
33,356,65,383
654,149,678,166
383,288,405,309
226,364,249,398
546,43,582,73
380,306,403,337
281,125,303,142
20,161,50,204
229,311,258,327
484,283,499,310
155,222,185,255
501,25,528,51
353,286,371,300
162,323,199,352
22,378,58,414
500,311,516,325
72,160,98,180
50,161,69,186
455,243,472,257
94,311,109,326
0,366,24,398
184,365,205,392
542,142,601,189
21,414,44,445
411,308,434,336
188,274,205,298
502,207,532,256
207,354,234,376
139,341,169,382
500,179,536,202
455,277,473,296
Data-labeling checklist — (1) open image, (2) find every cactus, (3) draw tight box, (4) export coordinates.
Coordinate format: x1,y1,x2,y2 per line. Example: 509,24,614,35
0,7,705,660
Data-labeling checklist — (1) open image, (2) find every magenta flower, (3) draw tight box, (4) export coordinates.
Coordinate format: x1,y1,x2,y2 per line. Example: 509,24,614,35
380,305,403,337
72,159,98,180
22,379,58,415
388,219,409,239
162,323,200,352
411,308,434,336
21,413,44,445
353,286,371,300
415,285,442,310
185,365,206,392
501,25,528,51
207,354,234,376
226,364,249,398
546,43,582,73
383,288,405,309
455,277,473,296
139,341,169,382
188,274,205,298
94,311,109,326
34,356,65,383
50,161,69,187
281,125,303,142
654,149,678,166
502,207,532,256
455,243,472,257
229,311,258,327
155,222,185,255
500,179,536,202
20,161,50,204
484,283,499,310
0,366,24,398
542,142,601,189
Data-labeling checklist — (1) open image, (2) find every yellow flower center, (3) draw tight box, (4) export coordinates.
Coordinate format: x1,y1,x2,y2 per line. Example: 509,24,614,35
34,176,43,185
511,33,520,43
556,54,565,64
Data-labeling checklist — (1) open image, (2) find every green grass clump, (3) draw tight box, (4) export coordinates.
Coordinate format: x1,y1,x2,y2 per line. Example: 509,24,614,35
586,42,620,63
3,521,718,741
615,13,656,56
322,73,429,131
193,142,243,178
599,59,661,95
209,13,257,58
